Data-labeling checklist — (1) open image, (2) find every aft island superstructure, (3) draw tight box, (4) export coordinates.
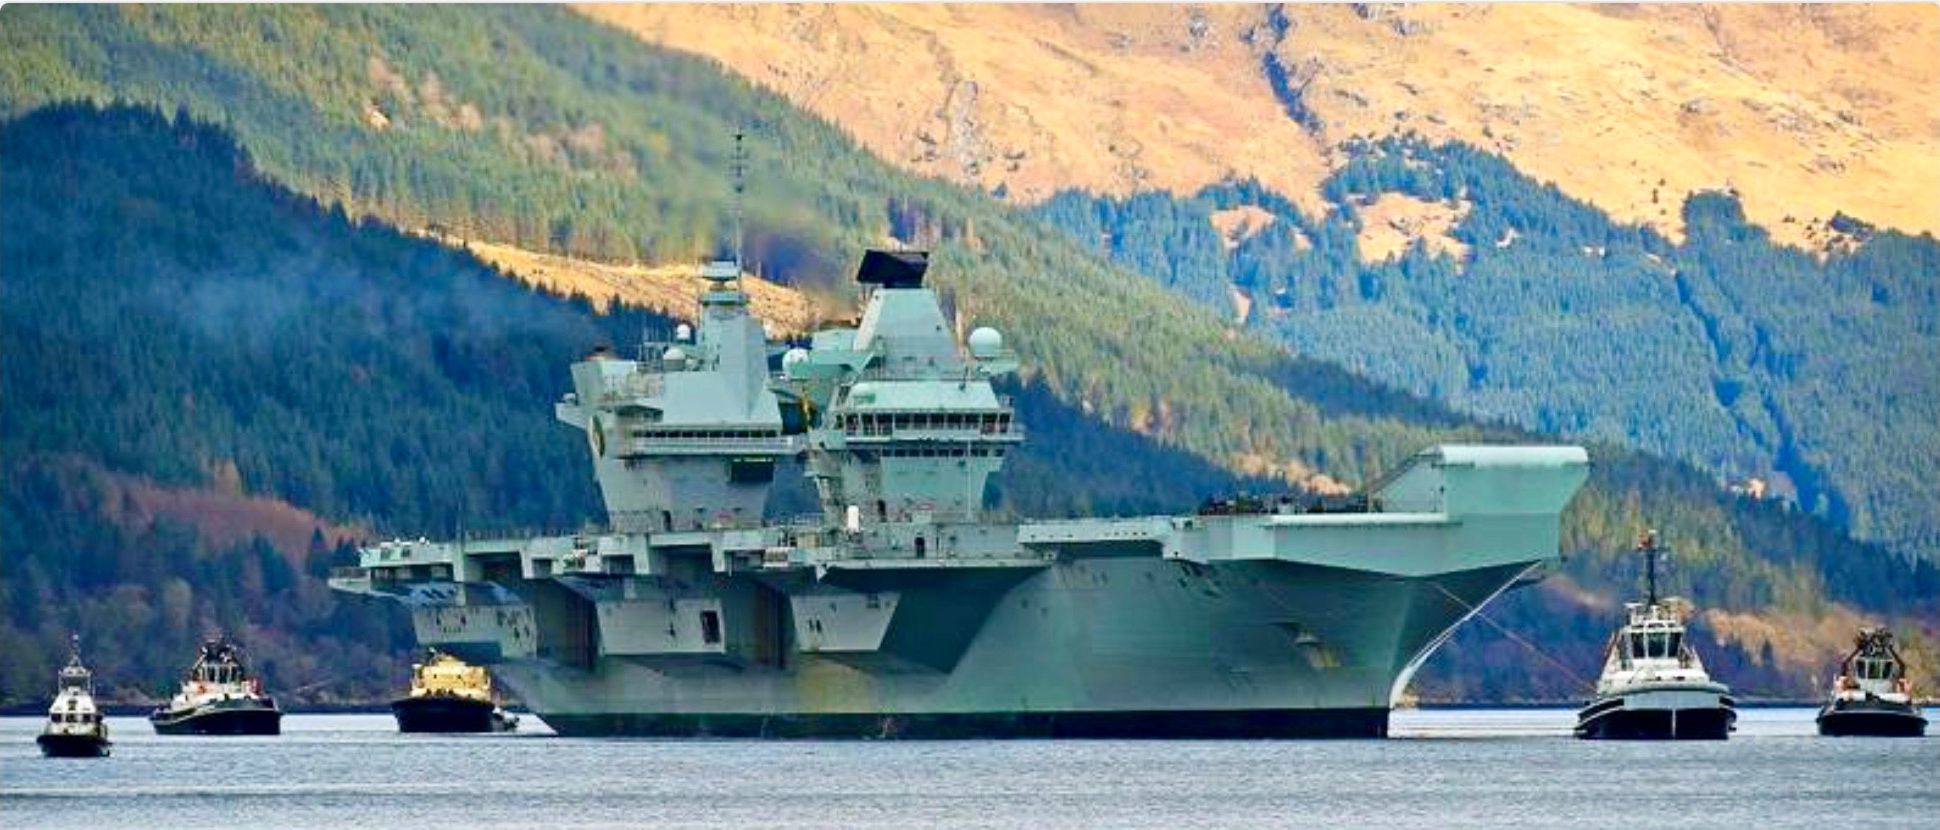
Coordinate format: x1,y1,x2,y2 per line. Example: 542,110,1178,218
332,249,1590,738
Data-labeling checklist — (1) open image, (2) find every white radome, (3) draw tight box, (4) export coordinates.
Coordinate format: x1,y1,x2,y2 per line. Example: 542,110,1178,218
968,326,1004,358
782,347,811,378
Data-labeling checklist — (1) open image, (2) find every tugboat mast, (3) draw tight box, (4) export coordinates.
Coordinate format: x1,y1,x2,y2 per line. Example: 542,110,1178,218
1639,528,1663,606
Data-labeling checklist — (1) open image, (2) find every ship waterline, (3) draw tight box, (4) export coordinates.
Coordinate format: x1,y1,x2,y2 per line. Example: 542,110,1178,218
331,247,1588,738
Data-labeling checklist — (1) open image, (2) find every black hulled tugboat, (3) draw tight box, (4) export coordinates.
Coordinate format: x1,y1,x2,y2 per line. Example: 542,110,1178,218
1817,627,1927,737
149,637,283,736
37,636,111,758
1575,530,1736,740
392,650,518,733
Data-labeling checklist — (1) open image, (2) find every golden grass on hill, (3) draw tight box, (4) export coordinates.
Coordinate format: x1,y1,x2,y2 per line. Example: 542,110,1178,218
576,3,1336,217
578,4,1939,248
1354,193,1471,264
86,464,363,565
1701,606,1940,697
1293,4,1940,246
441,234,814,335
1209,205,1279,252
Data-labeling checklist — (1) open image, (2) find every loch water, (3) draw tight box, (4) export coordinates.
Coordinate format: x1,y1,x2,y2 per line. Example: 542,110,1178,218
2,709,1933,829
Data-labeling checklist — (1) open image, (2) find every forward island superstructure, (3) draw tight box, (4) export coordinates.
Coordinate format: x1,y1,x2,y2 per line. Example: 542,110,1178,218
332,248,1590,738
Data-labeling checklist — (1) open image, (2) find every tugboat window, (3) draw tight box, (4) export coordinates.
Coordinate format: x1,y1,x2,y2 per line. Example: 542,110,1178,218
1643,632,1672,659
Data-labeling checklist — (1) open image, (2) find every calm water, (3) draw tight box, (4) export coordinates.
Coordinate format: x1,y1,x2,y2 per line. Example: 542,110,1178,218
2,709,1934,829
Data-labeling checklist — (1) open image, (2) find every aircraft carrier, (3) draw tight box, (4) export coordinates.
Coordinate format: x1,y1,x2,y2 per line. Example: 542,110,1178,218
330,249,1589,738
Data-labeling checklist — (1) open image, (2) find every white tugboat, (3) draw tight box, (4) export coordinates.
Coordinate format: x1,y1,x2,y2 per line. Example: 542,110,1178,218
38,636,111,758
149,637,283,736
1817,627,1927,737
1575,530,1735,740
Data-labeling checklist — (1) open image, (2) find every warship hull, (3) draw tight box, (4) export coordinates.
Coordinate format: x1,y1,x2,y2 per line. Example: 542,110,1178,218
376,551,1553,739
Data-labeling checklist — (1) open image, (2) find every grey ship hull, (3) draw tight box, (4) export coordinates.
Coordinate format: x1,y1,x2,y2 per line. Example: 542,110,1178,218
365,551,1546,738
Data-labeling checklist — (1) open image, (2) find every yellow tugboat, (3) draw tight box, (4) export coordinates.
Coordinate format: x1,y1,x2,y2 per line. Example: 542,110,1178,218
392,650,518,733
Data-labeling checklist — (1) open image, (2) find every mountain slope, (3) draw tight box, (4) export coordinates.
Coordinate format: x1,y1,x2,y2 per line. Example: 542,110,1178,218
579,3,1940,247
1032,140,1940,562
0,3,1463,491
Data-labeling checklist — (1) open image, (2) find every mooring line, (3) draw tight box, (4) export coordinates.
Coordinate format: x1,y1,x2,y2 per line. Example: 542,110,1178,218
1430,581,1596,694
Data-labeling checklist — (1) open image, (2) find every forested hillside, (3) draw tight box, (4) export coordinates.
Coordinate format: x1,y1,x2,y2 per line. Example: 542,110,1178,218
1032,139,1940,564
1,6,1934,704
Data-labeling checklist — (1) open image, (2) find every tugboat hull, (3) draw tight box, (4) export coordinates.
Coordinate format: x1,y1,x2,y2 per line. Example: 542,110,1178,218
393,696,516,733
150,702,282,736
36,733,111,758
1575,687,1735,740
1817,702,1927,737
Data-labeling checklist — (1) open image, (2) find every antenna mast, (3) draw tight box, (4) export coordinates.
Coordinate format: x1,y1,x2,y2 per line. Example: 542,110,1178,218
1638,529,1663,606
730,129,748,271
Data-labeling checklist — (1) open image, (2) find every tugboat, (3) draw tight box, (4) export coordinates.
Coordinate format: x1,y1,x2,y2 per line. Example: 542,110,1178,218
1575,530,1736,740
37,636,111,758
149,637,283,735
392,650,518,733
1817,627,1927,737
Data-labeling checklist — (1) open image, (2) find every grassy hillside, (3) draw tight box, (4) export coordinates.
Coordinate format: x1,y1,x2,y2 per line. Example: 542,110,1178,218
580,4,1940,248
1,7,1934,701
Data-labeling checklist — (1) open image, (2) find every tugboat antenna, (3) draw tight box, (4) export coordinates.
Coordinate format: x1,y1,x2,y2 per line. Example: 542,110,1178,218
1638,529,1663,606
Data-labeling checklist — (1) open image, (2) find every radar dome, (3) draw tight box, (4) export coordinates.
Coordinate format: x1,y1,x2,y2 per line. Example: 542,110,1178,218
662,346,688,367
968,327,1004,358
781,348,811,379
674,323,693,342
